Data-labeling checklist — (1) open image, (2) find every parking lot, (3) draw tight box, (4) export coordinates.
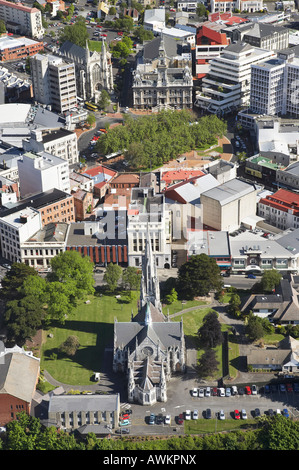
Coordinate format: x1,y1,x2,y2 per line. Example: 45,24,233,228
114,375,299,435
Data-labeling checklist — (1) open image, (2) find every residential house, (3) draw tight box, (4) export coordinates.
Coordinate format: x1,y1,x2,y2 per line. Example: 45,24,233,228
247,335,299,372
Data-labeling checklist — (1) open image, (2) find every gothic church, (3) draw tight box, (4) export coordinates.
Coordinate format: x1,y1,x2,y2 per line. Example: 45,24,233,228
113,233,186,406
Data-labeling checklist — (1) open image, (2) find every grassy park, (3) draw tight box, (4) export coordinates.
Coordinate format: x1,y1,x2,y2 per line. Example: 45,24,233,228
40,289,240,386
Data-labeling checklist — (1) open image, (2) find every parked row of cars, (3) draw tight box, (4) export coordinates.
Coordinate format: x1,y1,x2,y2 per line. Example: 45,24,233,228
191,385,257,397
148,413,171,425
181,407,290,422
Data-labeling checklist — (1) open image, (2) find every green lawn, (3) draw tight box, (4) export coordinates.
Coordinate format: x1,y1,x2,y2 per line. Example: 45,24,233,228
184,418,257,434
40,295,238,385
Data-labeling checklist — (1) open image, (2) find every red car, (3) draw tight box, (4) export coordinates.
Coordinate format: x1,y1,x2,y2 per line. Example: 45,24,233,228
96,25,102,28
177,414,184,425
286,383,293,393
245,386,251,395
120,413,130,420
234,410,240,420
101,33,107,37
118,31,123,35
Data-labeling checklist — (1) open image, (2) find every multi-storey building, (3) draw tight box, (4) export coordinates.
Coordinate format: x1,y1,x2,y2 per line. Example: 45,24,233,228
250,58,285,115
258,188,299,230
22,128,79,166
0,35,43,62
30,53,77,114
127,187,172,269
132,36,193,111
195,41,274,115
17,151,70,199
195,23,230,79
0,0,44,39
210,0,263,12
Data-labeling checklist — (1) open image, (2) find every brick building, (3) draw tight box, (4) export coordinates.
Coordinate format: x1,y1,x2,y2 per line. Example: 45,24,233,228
0,35,43,62
0,342,40,426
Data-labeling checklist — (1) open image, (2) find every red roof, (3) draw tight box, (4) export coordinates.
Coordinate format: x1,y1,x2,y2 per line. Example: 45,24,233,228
259,189,299,215
162,169,205,186
84,165,117,178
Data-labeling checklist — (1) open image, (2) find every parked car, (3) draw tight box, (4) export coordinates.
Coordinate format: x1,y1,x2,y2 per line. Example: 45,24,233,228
247,274,256,279
293,382,299,393
205,408,212,419
115,428,130,434
283,408,289,418
205,387,211,397
238,387,245,395
251,384,257,395
268,409,274,416
232,385,238,395
219,387,225,397
264,384,270,393
225,387,231,397
177,414,184,425
234,410,240,419
191,388,198,397
280,383,286,392
219,410,225,420
198,388,204,398
149,413,155,425
185,410,191,420
276,409,281,415
192,410,199,420
156,414,164,424
119,419,131,426
245,386,252,395
164,415,171,425
212,387,218,396
255,408,261,417
286,383,293,393
241,409,247,419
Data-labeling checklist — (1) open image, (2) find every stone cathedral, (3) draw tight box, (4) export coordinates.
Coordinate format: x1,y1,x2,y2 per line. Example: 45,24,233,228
112,233,186,406
59,39,113,102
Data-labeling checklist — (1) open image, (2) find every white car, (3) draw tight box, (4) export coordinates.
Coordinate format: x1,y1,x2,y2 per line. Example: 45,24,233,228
164,415,171,425
276,409,281,415
219,388,225,397
232,385,238,395
251,384,257,395
191,388,198,397
205,387,211,397
185,410,191,420
219,410,225,420
198,388,204,398
241,409,247,420
192,409,199,420
225,387,231,397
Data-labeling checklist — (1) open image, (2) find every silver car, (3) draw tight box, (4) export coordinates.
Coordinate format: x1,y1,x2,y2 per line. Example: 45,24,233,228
219,410,225,420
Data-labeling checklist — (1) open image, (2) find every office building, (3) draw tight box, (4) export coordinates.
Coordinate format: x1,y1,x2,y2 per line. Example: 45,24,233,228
0,35,43,62
250,58,285,115
195,42,274,115
17,151,70,199
30,53,77,114
258,188,299,230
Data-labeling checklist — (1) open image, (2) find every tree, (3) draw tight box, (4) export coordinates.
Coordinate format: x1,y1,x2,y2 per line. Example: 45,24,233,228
1,263,38,300
177,254,222,299
59,335,80,356
122,266,141,291
196,3,208,17
86,113,96,127
133,26,154,43
111,36,133,59
246,314,265,342
261,269,282,293
98,89,110,111
165,288,178,305
48,250,95,302
228,292,241,317
198,310,223,348
198,348,219,377
104,263,122,292
0,19,6,34
4,295,44,345
58,17,89,47
125,141,147,168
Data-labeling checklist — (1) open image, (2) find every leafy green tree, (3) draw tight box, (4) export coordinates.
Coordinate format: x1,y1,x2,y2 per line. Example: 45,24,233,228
48,250,95,302
4,295,44,345
1,263,38,300
133,26,154,43
196,3,208,17
198,348,220,376
86,113,96,127
122,266,141,291
59,335,80,356
104,263,122,292
198,310,223,348
165,288,178,305
111,35,133,59
246,313,265,342
261,269,282,293
228,292,241,317
97,89,110,111
44,281,75,324
177,254,222,299
0,19,6,33
59,17,89,47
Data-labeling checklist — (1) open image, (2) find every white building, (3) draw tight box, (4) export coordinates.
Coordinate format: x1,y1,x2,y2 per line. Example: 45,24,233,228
0,0,44,39
30,54,77,114
195,41,274,115
17,151,70,199
127,187,172,269
0,207,41,263
22,128,79,166
210,0,263,12
143,9,165,33
250,58,285,115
